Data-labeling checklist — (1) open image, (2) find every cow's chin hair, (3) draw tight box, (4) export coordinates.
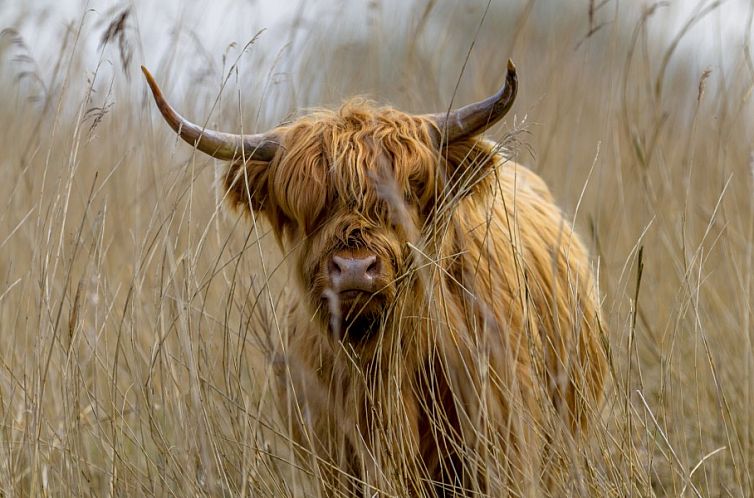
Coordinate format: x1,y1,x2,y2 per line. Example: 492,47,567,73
319,297,387,345
339,313,383,344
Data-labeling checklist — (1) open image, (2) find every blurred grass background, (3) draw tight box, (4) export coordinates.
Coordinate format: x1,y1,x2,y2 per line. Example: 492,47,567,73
0,0,753,495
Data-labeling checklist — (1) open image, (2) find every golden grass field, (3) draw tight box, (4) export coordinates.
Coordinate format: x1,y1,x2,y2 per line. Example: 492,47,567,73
0,0,752,496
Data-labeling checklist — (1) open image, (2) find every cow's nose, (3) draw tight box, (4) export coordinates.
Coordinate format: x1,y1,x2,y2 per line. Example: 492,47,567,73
329,254,379,293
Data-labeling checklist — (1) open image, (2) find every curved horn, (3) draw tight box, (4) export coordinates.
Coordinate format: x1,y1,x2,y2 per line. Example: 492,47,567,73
428,59,518,144
141,66,279,162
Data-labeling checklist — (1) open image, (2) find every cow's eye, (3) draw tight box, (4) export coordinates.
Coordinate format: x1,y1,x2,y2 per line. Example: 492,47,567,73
400,189,421,207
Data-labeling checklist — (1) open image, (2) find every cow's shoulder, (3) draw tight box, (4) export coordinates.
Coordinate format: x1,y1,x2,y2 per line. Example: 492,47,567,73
497,161,555,205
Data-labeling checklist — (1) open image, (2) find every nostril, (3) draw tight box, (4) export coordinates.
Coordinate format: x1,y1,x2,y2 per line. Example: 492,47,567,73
365,256,379,276
329,257,343,276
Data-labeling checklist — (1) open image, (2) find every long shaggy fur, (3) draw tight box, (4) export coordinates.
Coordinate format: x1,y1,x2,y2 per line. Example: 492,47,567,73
222,99,607,496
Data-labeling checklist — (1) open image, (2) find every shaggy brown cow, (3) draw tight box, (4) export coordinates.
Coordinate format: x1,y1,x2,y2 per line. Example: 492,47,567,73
143,61,606,496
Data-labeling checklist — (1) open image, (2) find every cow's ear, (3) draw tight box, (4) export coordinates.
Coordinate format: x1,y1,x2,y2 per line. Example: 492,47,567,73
441,138,498,200
221,158,272,214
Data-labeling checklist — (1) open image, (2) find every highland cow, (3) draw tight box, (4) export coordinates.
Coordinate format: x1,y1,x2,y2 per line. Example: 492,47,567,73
142,60,606,496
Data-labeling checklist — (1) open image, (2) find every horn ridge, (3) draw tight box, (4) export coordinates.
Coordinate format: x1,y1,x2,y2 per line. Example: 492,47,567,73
141,66,278,162
428,59,518,144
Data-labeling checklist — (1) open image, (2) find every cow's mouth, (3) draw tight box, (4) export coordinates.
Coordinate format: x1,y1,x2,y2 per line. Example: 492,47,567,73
341,312,382,343
338,289,369,301
323,289,384,342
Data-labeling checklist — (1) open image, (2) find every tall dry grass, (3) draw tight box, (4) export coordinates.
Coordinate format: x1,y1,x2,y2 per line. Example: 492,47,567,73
0,0,752,496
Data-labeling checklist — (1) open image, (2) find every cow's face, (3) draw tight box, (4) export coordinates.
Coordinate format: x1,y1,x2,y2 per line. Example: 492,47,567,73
240,104,440,340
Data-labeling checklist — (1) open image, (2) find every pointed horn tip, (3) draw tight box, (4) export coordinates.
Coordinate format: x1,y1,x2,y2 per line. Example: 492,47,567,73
507,59,516,74
141,66,159,93
140,65,152,82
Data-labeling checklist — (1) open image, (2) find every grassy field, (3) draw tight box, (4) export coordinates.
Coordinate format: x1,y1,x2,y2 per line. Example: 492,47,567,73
0,0,753,496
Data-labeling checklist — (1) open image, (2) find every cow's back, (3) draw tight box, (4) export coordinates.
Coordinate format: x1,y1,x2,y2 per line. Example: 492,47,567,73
458,157,606,431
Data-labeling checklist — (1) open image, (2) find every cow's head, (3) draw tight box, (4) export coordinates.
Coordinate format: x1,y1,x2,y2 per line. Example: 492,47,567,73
142,61,517,342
